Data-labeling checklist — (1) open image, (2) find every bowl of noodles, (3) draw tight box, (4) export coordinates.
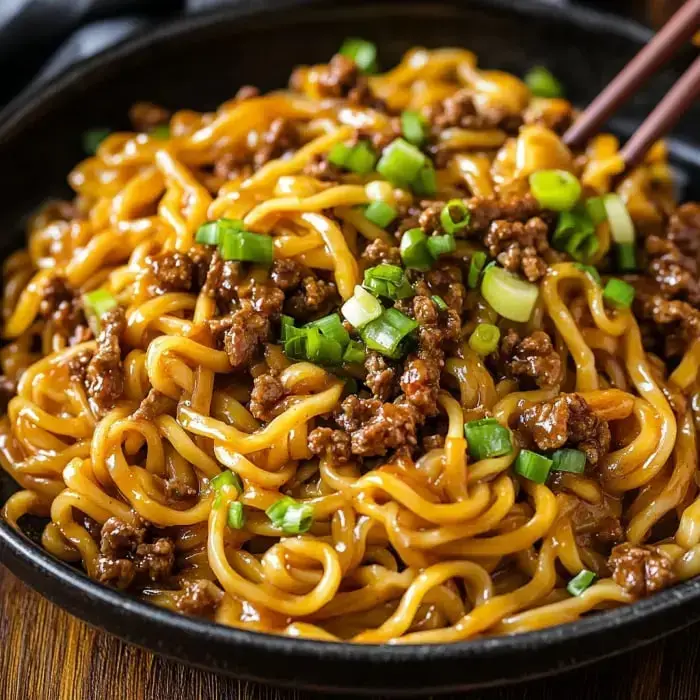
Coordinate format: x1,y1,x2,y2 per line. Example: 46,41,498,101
1,0,700,693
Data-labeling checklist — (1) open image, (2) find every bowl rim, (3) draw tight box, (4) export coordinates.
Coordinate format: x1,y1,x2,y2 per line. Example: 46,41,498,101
1,0,698,687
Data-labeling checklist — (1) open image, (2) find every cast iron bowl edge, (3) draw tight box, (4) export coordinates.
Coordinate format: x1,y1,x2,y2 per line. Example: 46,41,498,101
1,1,700,694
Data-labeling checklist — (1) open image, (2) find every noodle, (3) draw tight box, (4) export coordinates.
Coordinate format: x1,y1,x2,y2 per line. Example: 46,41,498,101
1,42,698,645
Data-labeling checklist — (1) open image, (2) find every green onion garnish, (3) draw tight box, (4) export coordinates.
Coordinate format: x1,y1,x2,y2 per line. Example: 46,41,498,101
304,327,344,366
305,313,350,348
464,418,513,461
339,37,378,74
413,162,437,196
551,448,587,474
469,323,501,356
360,308,418,359
481,264,539,322
529,170,582,211
341,285,383,329
617,242,636,272
83,128,110,155
585,196,607,226
328,141,378,174
211,470,243,494
574,263,601,285
363,264,414,300
553,209,598,263
400,228,433,270
329,143,353,168
281,314,306,341
150,125,170,140
227,501,245,529
431,295,448,311
284,336,307,361
220,229,274,264
602,279,635,310
603,194,635,244
377,138,427,189
524,66,564,98
364,201,397,228
195,218,244,246
439,199,470,235
427,234,456,258
514,450,553,484
567,569,597,597
343,340,366,364
468,251,487,289
401,110,427,146
83,288,118,335
266,496,314,534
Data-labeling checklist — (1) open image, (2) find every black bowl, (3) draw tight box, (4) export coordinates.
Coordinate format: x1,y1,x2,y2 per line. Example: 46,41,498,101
1,1,700,694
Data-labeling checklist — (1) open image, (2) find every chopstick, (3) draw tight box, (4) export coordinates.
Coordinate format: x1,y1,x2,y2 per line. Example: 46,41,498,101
563,0,700,166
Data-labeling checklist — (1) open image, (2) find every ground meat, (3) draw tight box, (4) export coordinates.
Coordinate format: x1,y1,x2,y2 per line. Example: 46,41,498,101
413,262,468,313
608,543,676,598
495,329,562,388
638,293,700,358
346,400,419,456
150,251,194,293
238,281,285,319
361,239,402,267
426,88,522,133
164,477,198,502
335,395,382,432
213,151,252,181
315,54,381,107
39,274,90,344
364,351,399,401
176,580,223,616
96,558,136,589
133,538,175,582
519,393,611,466
253,118,299,169
223,306,271,370
68,351,92,384
645,234,700,305
249,373,286,421
202,251,242,306
85,307,125,413
308,427,352,463
96,516,148,589
132,389,176,421
270,258,304,291
285,276,339,321
463,193,544,235
667,202,700,263
523,100,575,135
485,217,550,281
422,433,446,452
400,356,441,416
302,153,344,181
413,293,462,355
129,101,170,132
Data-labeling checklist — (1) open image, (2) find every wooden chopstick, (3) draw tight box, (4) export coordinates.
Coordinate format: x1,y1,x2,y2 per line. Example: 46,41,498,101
619,54,700,168
563,0,700,151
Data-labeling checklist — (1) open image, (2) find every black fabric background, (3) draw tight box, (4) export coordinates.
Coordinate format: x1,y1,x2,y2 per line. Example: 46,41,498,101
0,0,659,109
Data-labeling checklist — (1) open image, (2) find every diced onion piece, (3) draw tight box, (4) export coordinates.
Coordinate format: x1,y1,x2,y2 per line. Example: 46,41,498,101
481,265,539,322
341,285,383,328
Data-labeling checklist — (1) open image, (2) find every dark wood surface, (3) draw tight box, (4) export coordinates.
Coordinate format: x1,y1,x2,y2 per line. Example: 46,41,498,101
1,563,698,700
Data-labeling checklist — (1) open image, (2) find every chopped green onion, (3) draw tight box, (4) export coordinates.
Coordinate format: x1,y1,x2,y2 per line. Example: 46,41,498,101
514,450,553,484
401,110,427,146
195,218,244,246
266,496,314,534
468,251,487,289
304,327,344,366
481,264,539,322
83,128,110,155
567,569,597,597
339,37,378,74
469,323,501,356
305,313,350,348
365,263,404,284
364,201,397,228
585,196,607,226
400,228,433,270
603,193,635,244
617,242,636,272
83,288,118,335
211,470,242,494
431,295,448,311
227,501,245,529
413,162,437,196
281,315,306,341
565,229,599,262
524,66,564,98
574,263,601,285
220,229,274,264
363,265,413,300
464,418,513,461
347,140,378,174
553,209,598,262
603,278,635,310
150,125,170,140
360,308,418,359
529,170,582,211
328,143,353,168
377,138,427,188
440,199,470,234
284,336,307,361
343,340,366,364
341,285,383,328
551,448,587,474
427,234,456,258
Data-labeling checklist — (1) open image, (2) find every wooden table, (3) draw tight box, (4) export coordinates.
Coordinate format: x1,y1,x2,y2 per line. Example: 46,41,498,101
2,564,699,700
